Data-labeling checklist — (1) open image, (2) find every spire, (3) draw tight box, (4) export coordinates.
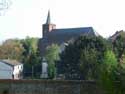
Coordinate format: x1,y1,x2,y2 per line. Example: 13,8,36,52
46,10,51,24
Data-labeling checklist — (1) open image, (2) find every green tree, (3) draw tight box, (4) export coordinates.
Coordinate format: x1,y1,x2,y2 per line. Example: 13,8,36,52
116,54,125,94
60,35,109,80
21,37,40,65
45,44,60,79
112,31,125,61
21,37,42,78
103,50,117,73
99,50,118,94
79,49,99,80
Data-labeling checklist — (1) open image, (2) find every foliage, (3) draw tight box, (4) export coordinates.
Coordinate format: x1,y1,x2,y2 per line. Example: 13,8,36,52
115,53,125,94
21,37,42,78
119,54,125,69
45,44,60,63
112,31,125,60
21,37,42,67
60,35,109,80
45,44,60,79
0,37,42,78
59,43,80,79
0,39,24,61
99,50,118,94
79,48,99,80
103,50,117,73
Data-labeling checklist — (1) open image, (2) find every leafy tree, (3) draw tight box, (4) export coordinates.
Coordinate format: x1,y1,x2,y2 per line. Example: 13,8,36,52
60,35,109,80
0,37,42,78
99,50,119,94
103,50,117,73
21,37,42,78
45,44,60,79
112,31,125,61
45,44,60,63
79,49,99,80
59,43,80,79
119,54,125,69
116,54,125,94
21,37,41,65
0,39,24,61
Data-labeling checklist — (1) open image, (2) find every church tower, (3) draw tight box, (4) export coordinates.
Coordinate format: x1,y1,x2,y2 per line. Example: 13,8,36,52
42,11,56,37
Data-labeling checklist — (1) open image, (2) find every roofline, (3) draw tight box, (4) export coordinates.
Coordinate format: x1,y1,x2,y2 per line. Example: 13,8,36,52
0,60,22,67
52,27,93,30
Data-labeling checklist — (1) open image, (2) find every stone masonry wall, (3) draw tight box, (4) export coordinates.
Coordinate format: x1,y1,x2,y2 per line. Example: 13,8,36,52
0,80,105,94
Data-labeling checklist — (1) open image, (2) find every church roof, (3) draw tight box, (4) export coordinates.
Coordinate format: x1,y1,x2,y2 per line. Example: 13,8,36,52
48,27,97,35
45,27,99,43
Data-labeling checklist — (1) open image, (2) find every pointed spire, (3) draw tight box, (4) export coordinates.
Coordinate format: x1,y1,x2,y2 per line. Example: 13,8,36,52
46,10,51,24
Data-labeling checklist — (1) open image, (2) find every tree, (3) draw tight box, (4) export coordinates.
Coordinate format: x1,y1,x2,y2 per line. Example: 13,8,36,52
60,35,109,80
103,50,117,73
21,37,42,78
45,44,60,79
79,49,99,80
112,31,125,61
21,37,41,64
0,39,24,61
116,54,125,94
99,50,119,94
0,37,42,78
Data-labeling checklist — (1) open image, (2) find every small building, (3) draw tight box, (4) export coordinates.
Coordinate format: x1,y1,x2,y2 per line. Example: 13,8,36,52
0,59,23,79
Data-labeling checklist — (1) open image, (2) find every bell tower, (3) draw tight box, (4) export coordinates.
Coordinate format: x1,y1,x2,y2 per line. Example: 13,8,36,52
42,11,56,37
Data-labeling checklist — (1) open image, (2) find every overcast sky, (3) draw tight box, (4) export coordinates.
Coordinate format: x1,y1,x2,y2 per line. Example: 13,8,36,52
0,0,125,42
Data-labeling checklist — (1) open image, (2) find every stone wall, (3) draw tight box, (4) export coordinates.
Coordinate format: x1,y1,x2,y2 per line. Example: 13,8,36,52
0,80,105,94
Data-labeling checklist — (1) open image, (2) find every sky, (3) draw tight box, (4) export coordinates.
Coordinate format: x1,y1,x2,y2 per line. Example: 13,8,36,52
0,0,125,42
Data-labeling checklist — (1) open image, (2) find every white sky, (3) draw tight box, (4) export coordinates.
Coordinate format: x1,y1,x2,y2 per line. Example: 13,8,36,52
0,0,125,42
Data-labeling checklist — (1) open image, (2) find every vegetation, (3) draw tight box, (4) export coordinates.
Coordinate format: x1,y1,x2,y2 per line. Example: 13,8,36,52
59,35,109,80
0,37,42,78
0,30,125,93
112,31,125,60
58,33,125,93
21,37,42,78
45,44,60,79
0,39,24,60
99,50,118,94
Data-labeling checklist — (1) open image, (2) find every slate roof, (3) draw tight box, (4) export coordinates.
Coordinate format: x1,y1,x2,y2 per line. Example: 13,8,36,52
48,27,98,35
50,27,97,41
0,59,22,67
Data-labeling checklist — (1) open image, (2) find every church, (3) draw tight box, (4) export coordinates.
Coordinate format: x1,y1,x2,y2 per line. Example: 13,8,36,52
38,11,99,56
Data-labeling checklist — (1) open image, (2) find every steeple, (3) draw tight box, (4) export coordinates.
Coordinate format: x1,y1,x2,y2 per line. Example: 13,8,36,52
46,10,51,24
42,10,56,37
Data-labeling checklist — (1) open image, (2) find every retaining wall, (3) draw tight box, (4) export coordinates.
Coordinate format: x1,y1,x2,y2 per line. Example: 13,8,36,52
0,80,105,94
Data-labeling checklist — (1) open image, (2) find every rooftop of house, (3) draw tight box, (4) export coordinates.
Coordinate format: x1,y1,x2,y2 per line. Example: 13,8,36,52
0,59,22,67
109,30,125,42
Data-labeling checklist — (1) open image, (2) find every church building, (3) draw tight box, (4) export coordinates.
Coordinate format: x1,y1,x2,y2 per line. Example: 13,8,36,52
38,11,99,56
